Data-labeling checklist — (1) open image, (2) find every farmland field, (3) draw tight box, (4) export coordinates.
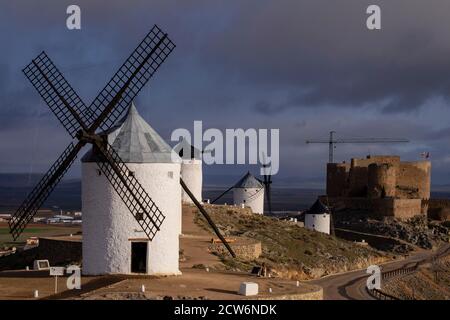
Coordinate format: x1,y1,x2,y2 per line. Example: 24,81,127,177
0,223,81,248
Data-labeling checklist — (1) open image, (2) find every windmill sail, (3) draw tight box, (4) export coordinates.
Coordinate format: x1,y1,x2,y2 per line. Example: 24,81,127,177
10,26,175,241
9,141,83,239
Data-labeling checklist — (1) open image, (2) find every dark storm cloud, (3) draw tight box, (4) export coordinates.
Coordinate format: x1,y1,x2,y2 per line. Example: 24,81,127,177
1,0,450,187
202,0,450,114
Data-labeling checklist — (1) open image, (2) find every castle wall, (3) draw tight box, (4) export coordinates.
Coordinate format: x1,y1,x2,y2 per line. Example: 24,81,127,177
372,198,422,219
352,155,400,167
324,197,423,220
396,161,431,200
368,163,397,198
348,161,368,197
428,199,450,221
326,163,349,197
326,155,430,219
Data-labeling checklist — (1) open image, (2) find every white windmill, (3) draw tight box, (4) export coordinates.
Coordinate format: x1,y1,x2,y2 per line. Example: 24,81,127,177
232,172,265,214
304,199,331,235
82,103,182,275
10,25,238,276
173,138,203,206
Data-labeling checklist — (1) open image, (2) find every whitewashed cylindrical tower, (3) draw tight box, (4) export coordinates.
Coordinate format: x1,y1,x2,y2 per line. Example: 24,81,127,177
232,172,264,215
81,103,181,276
173,138,203,205
305,199,331,235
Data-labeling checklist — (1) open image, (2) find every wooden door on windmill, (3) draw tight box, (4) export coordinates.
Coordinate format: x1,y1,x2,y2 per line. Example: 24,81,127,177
131,242,147,273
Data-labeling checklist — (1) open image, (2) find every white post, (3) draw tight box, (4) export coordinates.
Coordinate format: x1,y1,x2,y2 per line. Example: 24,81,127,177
141,285,145,293
34,290,39,298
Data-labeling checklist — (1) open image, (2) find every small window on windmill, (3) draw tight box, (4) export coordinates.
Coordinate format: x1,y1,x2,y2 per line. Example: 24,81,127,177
243,200,246,203
96,169,102,176
136,211,144,221
168,171,173,179
128,171,135,177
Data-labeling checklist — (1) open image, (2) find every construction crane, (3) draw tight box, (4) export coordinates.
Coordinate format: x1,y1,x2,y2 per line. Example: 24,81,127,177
306,131,409,163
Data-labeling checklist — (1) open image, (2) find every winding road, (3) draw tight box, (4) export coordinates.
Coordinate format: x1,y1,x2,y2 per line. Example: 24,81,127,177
310,244,449,300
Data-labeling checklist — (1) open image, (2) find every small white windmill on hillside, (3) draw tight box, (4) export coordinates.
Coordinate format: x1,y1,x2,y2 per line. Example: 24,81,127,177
211,171,266,215
233,172,265,214
304,199,331,235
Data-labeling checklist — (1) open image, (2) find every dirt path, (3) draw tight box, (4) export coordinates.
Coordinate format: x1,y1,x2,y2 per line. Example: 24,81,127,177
0,270,103,300
79,269,321,300
179,205,222,268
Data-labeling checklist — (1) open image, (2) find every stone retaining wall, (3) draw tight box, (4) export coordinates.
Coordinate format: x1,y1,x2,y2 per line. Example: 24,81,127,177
210,240,262,260
0,237,81,271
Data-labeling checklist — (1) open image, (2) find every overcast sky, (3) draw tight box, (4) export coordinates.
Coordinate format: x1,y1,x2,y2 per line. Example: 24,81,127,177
1,0,450,188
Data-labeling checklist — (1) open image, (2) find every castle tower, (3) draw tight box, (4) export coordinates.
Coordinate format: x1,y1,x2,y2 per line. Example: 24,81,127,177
305,199,331,235
368,163,397,198
232,172,264,214
81,102,181,276
173,138,203,205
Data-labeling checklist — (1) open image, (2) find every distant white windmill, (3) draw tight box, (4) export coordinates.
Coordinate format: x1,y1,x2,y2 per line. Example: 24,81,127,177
173,138,203,206
232,172,265,214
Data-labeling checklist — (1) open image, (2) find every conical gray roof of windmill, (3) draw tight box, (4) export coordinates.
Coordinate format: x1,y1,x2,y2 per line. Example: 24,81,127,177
82,102,180,163
307,199,330,215
234,171,264,189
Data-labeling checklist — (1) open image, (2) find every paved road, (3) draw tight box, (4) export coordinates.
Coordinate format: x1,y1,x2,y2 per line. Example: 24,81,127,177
310,245,449,300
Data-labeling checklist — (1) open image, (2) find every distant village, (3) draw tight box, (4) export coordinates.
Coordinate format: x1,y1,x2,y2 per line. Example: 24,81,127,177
0,211,82,225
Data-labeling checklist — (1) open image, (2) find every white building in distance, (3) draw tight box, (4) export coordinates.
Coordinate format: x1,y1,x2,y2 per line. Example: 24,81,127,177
233,172,265,215
173,138,203,205
304,199,331,235
81,102,181,276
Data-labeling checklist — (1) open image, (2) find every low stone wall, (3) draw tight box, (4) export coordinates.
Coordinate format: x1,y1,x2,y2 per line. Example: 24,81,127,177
427,199,450,221
210,239,262,260
335,228,402,251
251,287,323,300
38,237,82,265
0,237,81,271
372,198,422,220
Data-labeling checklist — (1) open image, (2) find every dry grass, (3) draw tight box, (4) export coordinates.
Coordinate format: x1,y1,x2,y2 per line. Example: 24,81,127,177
383,256,450,300
195,205,388,280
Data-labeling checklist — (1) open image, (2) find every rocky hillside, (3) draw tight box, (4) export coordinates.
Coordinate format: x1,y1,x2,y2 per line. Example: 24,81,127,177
335,213,449,251
382,255,450,300
194,205,389,280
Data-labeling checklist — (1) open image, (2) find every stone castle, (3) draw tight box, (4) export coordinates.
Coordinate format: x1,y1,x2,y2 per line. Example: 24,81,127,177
325,155,431,219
